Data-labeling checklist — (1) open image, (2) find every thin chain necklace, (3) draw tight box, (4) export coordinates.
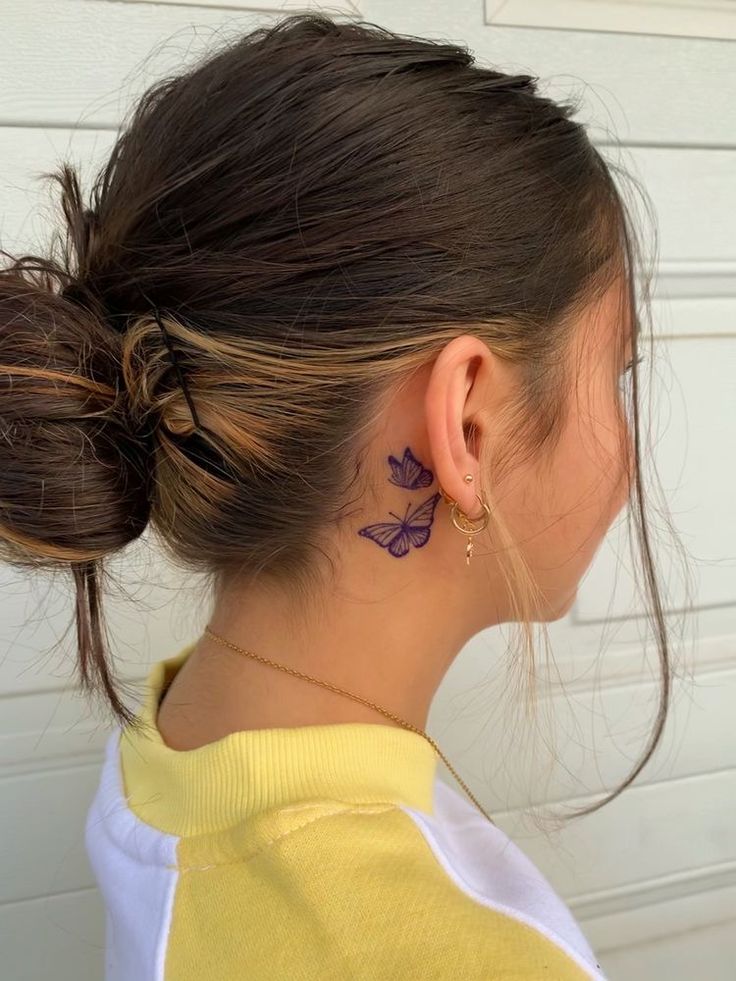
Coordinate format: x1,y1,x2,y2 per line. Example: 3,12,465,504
203,623,496,827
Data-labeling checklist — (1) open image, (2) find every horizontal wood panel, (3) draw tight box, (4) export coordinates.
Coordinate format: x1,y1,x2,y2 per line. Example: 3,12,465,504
0,763,100,903
0,688,119,775
597,916,735,981
490,767,736,901
0,2,264,130
0,887,104,981
118,0,357,9
0,3,733,143
647,296,735,339
477,16,736,147
575,332,736,621
582,879,736,952
485,0,736,42
433,663,736,811
601,144,736,263
0,531,208,696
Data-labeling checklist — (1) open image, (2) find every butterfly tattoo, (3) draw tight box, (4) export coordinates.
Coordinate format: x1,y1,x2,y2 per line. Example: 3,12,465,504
387,446,434,490
358,491,442,558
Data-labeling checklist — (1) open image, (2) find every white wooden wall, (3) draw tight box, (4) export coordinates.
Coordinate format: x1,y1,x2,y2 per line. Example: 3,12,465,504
1,2,734,979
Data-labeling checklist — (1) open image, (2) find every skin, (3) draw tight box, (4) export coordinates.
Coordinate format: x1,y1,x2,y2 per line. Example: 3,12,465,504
157,277,634,748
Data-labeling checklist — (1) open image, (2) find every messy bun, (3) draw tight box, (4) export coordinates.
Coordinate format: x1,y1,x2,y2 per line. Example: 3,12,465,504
0,214,151,724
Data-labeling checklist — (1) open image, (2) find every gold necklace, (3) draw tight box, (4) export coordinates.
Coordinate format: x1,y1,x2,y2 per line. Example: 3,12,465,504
203,623,496,827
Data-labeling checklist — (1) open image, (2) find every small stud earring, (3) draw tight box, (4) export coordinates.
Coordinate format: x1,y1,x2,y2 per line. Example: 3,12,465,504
464,474,473,483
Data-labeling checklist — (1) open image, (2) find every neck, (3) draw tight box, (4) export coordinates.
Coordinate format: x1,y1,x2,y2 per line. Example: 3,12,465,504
156,564,492,751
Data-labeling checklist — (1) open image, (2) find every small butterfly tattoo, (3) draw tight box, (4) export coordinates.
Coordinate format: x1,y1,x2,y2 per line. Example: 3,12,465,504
387,446,434,490
358,491,442,558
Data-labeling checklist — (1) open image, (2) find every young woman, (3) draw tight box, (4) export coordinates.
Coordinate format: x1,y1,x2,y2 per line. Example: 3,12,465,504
0,13,671,981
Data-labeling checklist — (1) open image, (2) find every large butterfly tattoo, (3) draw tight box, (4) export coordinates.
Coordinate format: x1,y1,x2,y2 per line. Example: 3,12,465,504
387,446,434,490
358,491,442,558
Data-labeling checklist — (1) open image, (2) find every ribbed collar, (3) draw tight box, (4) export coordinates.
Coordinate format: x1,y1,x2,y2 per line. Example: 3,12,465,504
119,643,439,836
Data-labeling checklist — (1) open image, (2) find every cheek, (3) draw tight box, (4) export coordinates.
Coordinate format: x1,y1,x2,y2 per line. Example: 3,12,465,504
558,393,631,556
513,392,631,581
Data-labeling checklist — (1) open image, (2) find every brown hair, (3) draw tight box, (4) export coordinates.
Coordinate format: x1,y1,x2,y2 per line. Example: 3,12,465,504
0,13,684,816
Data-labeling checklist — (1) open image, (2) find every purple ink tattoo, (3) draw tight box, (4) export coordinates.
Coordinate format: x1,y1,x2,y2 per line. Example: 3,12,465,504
387,446,434,490
358,491,442,558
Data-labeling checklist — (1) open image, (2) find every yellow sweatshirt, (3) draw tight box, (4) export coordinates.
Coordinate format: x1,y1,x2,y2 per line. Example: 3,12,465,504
85,643,606,979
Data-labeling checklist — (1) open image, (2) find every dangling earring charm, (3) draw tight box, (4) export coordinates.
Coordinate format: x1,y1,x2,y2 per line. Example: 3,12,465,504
438,479,491,566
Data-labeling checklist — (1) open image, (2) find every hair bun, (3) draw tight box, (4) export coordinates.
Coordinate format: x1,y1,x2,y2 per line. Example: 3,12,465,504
0,264,152,569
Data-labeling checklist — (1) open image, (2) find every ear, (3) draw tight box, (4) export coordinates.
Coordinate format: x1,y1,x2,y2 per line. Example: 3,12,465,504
425,334,517,513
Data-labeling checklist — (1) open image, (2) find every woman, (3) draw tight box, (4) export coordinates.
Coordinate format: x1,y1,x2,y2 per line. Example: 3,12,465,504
0,13,671,980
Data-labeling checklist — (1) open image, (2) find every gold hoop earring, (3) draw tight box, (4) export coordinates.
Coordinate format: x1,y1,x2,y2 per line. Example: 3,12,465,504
438,485,491,566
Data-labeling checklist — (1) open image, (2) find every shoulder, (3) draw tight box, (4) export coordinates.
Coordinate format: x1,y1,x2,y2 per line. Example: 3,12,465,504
212,781,605,980
394,777,606,978
87,728,606,980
